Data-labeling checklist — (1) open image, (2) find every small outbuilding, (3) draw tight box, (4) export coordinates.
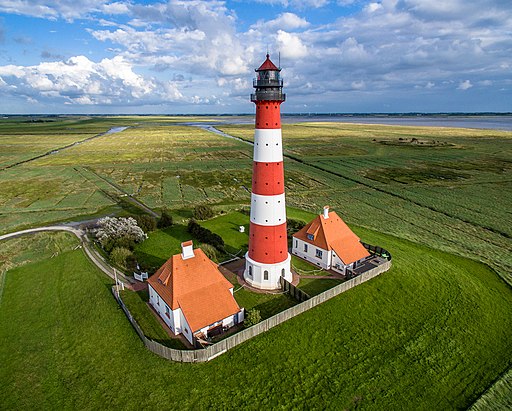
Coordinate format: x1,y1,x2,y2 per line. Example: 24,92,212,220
292,206,370,275
148,240,244,345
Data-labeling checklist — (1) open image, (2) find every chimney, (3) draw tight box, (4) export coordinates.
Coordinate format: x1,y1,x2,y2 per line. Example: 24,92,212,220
181,240,194,260
323,206,329,219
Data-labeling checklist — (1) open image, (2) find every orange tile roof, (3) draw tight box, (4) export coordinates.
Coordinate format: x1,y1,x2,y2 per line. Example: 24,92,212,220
293,210,370,265
148,246,241,333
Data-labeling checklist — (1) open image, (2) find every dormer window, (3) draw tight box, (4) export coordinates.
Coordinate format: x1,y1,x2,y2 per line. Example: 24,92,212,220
307,234,314,241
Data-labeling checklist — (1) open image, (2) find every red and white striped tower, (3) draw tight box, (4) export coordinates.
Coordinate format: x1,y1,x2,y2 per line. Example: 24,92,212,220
244,54,292,290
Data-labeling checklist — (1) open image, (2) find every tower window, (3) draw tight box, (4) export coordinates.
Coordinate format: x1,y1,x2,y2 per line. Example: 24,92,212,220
281,268,285,277
264,270,269,280
249,266,253,277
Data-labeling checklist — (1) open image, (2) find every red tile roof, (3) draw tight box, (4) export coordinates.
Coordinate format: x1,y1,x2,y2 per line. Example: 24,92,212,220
148,246,240,333
293,210,370,265
256,54,279,71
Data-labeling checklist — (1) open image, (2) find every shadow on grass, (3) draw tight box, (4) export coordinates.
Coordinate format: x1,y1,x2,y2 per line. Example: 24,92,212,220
254,294,297,319
133,251,166,273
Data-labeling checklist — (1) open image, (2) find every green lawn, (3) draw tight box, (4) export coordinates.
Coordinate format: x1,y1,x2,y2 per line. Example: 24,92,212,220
297,278,343,296
1,231,511,409
233,287,297,320
200,210,249,255
133,224,191,271
119,289,187,350
291,254,328,275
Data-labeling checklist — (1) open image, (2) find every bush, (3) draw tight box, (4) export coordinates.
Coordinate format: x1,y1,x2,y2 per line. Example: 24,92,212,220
110,247,134,270
287,218,306,236
95,217,147,252
134,215,157,233
244,309,261,328
157,209,173,229
187,219,225,252
199,243,219,262
193,204,214,220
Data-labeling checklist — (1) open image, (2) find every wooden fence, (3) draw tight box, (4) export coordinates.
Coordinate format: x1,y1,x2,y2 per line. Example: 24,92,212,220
280,277,310,302
112,259,391,363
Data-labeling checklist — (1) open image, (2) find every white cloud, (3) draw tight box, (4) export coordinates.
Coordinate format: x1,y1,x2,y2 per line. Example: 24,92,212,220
251,13,309,31
457,80,473,90
365,2,383,13
254,0,329,8
0,0,511,112
101,1,130,15
0,55,185,105
351,80,366,90
276,30,308,59
0,0,110,19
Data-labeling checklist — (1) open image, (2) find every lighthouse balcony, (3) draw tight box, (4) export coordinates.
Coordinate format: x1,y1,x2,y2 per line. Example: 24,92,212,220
251,91,286,102
253,78,283,87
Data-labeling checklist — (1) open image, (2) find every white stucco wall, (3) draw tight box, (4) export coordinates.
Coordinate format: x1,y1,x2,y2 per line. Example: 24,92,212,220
292,238,331,269
244,252,292,289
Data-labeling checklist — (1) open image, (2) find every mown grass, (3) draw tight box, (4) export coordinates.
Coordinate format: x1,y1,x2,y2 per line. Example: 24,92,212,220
1,230,511,410
233,287,297,319
119,289,187,349
297,277,343,295
469,367,512,411
291,254,328,275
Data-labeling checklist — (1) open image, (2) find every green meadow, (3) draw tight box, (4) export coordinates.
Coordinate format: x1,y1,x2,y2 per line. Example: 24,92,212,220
1,116,511,408
1,230,511,409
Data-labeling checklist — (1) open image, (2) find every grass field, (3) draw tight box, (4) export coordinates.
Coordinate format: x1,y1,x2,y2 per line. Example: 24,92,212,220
1,230,511,409
1,116,511,408
219,122,512,284
4,117,510,286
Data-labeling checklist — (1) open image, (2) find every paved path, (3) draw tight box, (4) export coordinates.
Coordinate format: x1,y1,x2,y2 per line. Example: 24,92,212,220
0,223,136,288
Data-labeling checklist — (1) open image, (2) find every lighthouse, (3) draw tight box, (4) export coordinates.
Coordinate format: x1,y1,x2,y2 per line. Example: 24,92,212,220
243,54,292,290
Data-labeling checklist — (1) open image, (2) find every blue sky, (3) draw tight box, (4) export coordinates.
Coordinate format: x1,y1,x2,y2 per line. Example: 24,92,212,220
0,0,510,114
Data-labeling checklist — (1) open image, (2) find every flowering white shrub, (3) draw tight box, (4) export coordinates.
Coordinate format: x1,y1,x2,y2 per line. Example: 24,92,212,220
95,217,147,251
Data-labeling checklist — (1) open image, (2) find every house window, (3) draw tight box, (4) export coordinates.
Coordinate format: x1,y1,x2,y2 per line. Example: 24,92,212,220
307,234,314,241
294,239,298,248
157,295,160,306
304,244,308,252
316,249,323,259
165,305,170,318
264,270,269,280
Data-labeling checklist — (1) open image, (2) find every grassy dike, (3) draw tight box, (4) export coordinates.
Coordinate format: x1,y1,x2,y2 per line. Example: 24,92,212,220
1,230,511,409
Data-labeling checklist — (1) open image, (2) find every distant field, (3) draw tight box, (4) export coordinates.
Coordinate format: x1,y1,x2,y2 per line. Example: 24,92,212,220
1,116,510,281
1,230,511,409
218,123,512,284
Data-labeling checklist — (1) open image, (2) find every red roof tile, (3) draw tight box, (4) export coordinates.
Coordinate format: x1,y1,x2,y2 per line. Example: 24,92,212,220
148,245,240,332
293,210,370,265
256,54,279,71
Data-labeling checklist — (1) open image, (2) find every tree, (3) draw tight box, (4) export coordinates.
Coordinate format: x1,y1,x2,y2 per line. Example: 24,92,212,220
110,247,134,270
193,204,214,220
244,309,261,328
134,214,157,233
157,209,173,229
287,218,306,237
95,216,146,252
187,219,225,252
199,243,218,262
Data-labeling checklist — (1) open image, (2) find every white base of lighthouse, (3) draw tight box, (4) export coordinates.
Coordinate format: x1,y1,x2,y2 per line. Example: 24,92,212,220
243,253,292,290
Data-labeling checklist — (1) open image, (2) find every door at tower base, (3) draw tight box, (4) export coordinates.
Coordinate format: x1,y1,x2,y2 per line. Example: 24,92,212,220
244,252,292,290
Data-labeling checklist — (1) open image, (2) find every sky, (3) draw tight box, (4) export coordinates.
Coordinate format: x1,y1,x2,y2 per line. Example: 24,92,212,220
0,0,510,114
